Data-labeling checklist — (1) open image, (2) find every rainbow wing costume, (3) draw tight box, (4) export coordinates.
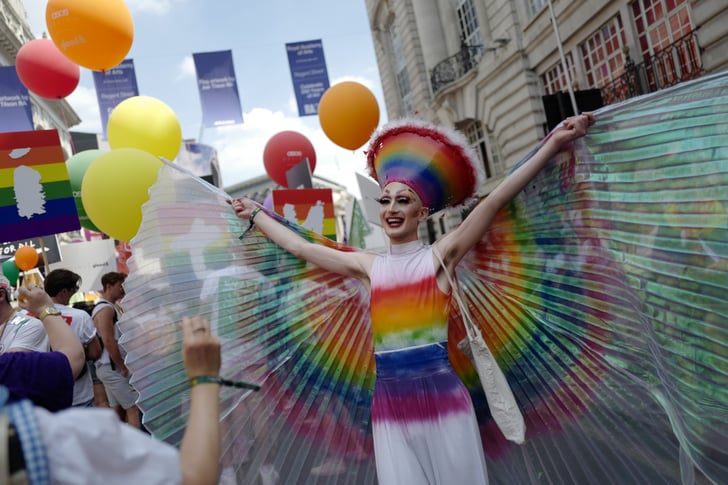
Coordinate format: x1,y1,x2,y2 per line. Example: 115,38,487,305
119,71,727,484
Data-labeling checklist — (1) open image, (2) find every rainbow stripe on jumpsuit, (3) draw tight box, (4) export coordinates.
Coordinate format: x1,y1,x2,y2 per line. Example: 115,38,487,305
369,242,488,485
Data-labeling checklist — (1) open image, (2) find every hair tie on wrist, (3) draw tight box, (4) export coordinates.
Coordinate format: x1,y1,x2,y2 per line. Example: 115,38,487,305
189,375,260,391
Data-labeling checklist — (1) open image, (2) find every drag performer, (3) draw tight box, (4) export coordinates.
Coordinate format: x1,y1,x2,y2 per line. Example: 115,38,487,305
229,114,593,484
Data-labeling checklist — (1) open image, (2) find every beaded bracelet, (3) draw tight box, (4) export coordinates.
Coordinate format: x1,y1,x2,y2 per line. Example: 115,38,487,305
189,375,261,391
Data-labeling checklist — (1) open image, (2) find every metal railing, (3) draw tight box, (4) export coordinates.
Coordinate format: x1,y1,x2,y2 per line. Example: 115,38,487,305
430,44,485,94
601,31,702,105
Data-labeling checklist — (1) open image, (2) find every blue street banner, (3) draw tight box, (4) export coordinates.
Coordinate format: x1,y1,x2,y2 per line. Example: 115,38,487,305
92,59,139,138
286,39,330,116
193,50,244,128
0,66,34,133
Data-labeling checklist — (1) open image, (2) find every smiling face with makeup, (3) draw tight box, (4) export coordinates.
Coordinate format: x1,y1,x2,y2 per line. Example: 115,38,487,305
377,182,430,244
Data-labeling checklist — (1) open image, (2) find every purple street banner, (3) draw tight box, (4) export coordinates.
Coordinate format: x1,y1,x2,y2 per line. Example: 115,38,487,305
0,66,34,134
92,58,139,139
193,50,244,128
286,39,330,116
0,130,80,241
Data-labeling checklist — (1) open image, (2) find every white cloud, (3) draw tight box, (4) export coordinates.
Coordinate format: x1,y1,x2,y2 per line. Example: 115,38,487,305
286,94,298,117
177,55,196,80
66,85,103,133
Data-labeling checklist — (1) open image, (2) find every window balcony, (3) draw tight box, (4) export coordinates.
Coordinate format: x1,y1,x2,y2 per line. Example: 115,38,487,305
601,31,702,105
430,44,485,94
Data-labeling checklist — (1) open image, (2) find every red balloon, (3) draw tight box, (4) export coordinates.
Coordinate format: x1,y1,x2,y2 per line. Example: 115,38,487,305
15,39,80,99
263,131,317,187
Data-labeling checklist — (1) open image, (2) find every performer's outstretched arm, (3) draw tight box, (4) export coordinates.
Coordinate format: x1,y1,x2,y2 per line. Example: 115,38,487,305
438,113,595,271
228,199,373,282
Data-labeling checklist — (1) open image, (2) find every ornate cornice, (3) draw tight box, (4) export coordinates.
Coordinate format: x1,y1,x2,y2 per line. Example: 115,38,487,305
0,0,34,60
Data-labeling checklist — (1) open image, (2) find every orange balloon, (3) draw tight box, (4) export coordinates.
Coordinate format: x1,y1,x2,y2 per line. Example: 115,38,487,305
46,0,134,71
318,81,380,150
15,246,39,271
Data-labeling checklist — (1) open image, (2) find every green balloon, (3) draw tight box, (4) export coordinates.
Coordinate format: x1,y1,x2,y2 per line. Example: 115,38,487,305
2,259,20,286
67,149,106,233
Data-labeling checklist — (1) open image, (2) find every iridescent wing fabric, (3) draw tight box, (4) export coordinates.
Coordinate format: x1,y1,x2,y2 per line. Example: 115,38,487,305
119,71,727,485
118,167,378,484
452,71,727,484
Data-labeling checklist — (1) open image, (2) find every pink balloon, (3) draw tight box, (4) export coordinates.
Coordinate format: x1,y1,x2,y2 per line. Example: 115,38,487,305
15,39,80,99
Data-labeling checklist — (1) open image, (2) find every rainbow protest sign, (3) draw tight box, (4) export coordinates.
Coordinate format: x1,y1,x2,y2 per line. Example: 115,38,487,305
0,130,79,242
272,188,337,241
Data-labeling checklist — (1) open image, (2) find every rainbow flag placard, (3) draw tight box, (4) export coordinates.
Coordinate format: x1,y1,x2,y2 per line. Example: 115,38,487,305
272,188,337,241
1,130,79,242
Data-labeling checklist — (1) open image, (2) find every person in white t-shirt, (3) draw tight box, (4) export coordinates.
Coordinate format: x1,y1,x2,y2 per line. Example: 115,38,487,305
44,269,102,407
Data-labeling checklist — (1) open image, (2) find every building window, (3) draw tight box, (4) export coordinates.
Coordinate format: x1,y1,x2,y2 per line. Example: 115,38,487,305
461,120,493,180
456,0,482,47
541,53,576,95
486,128,503,175
633,0,692,52
390,26,413,114
580,16,628,88
528,0,548,16
631,0,699,87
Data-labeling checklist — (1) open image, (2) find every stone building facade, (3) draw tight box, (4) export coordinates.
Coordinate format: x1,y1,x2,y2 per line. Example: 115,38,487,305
365,0,727,239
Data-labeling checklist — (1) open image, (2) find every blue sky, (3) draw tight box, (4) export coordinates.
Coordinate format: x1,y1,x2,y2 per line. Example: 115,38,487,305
21,0,386,196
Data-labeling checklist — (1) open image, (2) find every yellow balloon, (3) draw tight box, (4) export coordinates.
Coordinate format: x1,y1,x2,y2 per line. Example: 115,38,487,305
319,82,380,150
46,0,134,71
107,96,182,160
81,148,162,242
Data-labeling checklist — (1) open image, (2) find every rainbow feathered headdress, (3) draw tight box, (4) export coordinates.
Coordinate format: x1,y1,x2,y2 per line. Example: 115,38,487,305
366,118,482,214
